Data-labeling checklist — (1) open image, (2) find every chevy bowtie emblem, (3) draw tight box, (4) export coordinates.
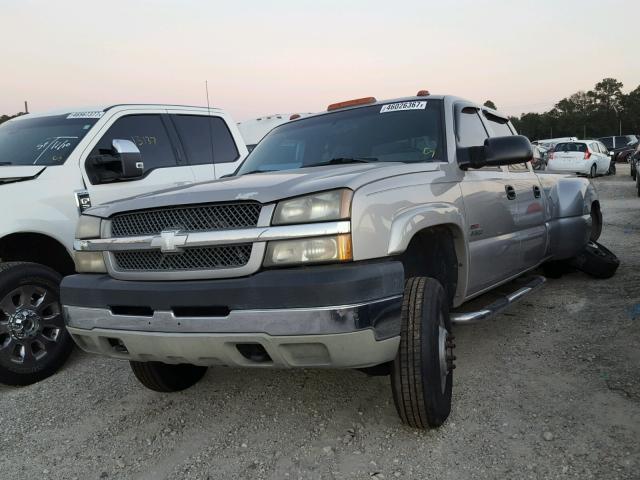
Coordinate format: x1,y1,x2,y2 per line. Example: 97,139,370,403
151,229,188,253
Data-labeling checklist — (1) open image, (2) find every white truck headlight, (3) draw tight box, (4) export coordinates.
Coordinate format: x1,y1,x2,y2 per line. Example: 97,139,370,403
264,234,352,267
76,215,102,239
272,189,352,225
74,252,107,273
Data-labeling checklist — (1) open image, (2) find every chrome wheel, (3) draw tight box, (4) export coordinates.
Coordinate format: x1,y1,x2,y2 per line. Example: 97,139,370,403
0,285,63,367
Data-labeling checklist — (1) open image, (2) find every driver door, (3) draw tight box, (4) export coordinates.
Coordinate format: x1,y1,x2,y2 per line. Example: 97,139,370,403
456,106,520,296
80,111,195,206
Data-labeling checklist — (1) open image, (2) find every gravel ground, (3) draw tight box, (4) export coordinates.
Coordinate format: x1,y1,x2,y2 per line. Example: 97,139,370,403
1,166,638,480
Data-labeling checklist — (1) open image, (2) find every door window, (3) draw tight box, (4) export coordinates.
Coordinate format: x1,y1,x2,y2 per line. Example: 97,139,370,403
483,112,513,137
90,115,177,173
457,108,488,147
172,115,240,165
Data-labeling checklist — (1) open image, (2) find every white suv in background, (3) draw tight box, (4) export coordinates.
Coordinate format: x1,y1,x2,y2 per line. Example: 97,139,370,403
0,104,247,386
547,140,611,177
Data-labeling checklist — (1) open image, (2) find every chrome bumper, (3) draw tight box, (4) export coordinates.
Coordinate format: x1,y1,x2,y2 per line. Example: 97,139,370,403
64,299,401,368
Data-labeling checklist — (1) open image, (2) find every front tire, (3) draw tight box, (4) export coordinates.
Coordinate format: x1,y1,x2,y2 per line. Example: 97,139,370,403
130,361,208,392
0,262,73,386
391,277,454,429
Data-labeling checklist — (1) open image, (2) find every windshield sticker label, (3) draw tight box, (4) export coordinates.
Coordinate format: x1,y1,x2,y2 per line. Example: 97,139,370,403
67,111,104,119
380,101,427,113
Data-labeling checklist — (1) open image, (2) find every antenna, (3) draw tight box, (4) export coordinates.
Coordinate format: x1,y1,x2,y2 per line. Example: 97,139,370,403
205,80,217,179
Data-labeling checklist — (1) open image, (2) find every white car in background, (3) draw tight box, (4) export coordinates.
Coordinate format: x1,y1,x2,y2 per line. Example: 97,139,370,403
547,140,611,178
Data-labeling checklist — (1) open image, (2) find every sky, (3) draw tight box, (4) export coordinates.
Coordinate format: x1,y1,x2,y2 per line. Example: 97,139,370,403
1,0,639,121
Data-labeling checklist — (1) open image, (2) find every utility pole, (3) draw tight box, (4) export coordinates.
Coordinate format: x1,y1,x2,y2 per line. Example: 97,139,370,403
24,101,29,114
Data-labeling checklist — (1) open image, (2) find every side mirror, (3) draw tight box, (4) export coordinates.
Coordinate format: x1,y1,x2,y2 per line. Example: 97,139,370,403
112,139,144,178
458,135,533,169
86,139,144,184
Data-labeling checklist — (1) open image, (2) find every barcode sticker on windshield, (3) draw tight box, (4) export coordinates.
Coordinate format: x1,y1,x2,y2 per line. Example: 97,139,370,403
67,111,104,119
380,101,427,113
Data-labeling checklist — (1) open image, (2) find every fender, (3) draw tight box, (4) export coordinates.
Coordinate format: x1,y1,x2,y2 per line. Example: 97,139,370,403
387,203,469,306
540,176,598,219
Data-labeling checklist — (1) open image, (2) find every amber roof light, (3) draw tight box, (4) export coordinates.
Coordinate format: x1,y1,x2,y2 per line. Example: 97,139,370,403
327,97,377,111
289,114,301,120
416,90,430,96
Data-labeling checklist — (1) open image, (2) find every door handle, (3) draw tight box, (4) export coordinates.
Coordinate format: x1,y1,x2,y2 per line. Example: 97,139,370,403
505,185,516,200
533,185,541,198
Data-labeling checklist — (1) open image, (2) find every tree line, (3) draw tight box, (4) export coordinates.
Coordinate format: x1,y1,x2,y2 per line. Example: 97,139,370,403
492,78,640,141
0,111,25,126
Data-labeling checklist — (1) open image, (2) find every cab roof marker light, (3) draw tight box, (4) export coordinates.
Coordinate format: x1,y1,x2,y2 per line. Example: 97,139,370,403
327,97,377,112
416,90,430,96
290,114,301,120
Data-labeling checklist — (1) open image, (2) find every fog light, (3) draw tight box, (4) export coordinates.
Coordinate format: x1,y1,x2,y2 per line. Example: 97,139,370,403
264,234,352,267
74,251,107,273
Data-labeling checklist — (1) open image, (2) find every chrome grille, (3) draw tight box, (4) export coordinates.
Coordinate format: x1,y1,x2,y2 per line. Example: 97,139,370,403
113,244,253,271
111,203,262,237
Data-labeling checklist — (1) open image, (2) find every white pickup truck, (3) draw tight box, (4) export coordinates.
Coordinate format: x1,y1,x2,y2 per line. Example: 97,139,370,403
0,104,247,385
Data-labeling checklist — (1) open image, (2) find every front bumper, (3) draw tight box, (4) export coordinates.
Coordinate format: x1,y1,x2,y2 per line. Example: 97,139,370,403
62,261,404,368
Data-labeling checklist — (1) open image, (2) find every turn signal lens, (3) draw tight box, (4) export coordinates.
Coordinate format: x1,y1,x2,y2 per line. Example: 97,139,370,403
264,234,352,267
74,252,107,273
76,215,102,239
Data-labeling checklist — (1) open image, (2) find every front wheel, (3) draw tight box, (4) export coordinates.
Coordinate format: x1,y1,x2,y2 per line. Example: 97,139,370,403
130,361,208,392
0,262,74,386
391,277,454,429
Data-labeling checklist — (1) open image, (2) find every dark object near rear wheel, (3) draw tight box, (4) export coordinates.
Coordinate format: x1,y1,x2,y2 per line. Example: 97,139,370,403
391,277,454,429
636,174,640,197
608,162,616,176
542,260,573,279
0,262,73,386
130,361,208,392
569,241,619,279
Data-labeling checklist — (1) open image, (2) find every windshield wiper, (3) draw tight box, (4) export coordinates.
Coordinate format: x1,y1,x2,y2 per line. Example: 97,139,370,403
307,157,379,167
0,162,12,166
238,169,278,176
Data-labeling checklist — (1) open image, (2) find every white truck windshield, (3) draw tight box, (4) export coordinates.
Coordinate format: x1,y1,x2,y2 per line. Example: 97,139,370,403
0,114,99,166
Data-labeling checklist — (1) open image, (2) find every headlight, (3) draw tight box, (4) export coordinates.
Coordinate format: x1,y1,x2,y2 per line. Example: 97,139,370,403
264,234,352,267
76,215,102,239
272,189,352,225
74,252,107,273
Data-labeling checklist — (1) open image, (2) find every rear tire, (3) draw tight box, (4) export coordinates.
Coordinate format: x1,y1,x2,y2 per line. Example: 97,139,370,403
130,361,208,392
391,277,454,429
636,174,640,197
569,241,619,279
608,162,616,176
589,164,597,178
0,262,74,386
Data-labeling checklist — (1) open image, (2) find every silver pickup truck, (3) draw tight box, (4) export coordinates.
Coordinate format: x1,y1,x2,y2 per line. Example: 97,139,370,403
60,93,618,429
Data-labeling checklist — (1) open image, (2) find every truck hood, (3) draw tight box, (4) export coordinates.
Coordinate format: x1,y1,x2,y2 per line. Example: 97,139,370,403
0,166,46,184
87,162,442,218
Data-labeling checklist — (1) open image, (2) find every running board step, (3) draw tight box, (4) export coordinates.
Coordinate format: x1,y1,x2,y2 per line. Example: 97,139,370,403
450,275,546,324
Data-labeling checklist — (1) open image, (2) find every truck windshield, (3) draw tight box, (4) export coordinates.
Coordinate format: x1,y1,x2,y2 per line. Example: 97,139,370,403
0,114,99,166
236,100,444,175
